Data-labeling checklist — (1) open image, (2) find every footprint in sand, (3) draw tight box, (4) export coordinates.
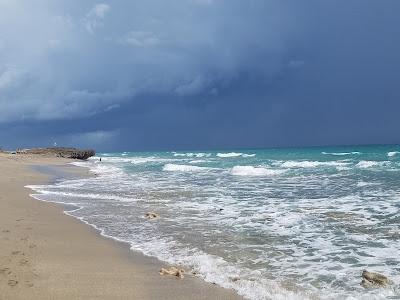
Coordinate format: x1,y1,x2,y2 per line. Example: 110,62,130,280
0,268,12,275
24,281,34,288
2,229,10,233
29,244,36,249
20,237,28,242
19,259,29,266
11,251,21,255
8,279,18,287
25,227,33,231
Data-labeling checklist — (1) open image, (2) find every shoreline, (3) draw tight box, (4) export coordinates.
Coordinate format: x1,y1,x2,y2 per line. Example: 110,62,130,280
0,153,242,299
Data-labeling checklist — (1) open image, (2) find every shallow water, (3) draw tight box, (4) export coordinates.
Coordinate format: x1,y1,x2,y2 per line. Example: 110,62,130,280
27,145,400,299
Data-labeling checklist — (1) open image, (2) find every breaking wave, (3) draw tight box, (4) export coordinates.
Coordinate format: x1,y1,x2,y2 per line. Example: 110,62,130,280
387,151,399,157
280,160,348,169
217,152,255,158
163,164,211,172
322,151,361,156
230,166,284,176
356,161,381,169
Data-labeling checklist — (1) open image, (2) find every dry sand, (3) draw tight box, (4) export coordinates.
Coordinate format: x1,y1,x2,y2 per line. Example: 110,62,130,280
0,153,242,300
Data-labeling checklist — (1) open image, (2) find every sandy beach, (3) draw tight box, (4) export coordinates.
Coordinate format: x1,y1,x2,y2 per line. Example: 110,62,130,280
0,153,242,300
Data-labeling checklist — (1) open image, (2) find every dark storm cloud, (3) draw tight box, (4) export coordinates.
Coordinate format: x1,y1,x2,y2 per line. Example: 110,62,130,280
1,0,399,150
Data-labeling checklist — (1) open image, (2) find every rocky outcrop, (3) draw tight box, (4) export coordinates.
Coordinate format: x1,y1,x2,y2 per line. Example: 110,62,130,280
361,270,391,288
25,147,95,160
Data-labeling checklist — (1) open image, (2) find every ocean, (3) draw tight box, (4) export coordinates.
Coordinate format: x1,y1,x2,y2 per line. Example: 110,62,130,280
27,145,400,299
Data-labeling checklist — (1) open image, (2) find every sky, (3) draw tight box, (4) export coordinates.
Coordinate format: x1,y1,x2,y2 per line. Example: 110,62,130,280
0,0,399,151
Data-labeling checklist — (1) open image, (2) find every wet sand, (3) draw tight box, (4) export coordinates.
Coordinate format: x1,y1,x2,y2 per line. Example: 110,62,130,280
0,153,242,300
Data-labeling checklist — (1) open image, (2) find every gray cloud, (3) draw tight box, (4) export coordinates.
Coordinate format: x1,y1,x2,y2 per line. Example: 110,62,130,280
83,3,111,34
0,0,300,123
1,1,400,150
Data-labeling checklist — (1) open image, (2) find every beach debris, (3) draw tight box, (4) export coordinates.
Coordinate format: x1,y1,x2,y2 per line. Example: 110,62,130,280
361,270,391,288
145,212,159,220
159,267,185,279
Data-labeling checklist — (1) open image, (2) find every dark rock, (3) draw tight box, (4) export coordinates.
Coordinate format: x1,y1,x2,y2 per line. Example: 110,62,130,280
361,270,391,288
25,147,95,160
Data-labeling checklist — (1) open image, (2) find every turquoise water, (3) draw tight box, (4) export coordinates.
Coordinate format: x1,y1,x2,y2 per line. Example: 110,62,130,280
28,145,400,299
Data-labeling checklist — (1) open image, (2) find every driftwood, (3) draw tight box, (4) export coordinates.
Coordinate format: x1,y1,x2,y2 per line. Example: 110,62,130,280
25,147,95,160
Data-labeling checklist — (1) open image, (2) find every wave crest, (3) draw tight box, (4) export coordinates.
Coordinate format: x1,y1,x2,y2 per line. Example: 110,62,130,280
388,151,399,157
280,161,347,168
163,164,210,172
230,166,284,176
322,151,361,156
173,152,210,158
217,152,255,158
356,161,380,168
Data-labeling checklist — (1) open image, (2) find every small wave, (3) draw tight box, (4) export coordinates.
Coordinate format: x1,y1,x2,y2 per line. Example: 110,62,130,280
357,181,374,187
230,166,284,176
322,151,361,156
188,160,208,164
217,152,243,158
388,151,399,157
92,156,174,165
356,161,380,168
26,189,135,202
217,152,255,158
130,157,176,164
280,160,346,168
70,161,124,176
163,164,211,172
173,152,210,158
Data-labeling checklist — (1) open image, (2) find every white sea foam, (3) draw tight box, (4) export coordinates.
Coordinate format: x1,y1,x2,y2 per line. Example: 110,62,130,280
217,152,243,158
71,161,124,176
356,161,380,168
217,152,255,158
127,237,312,300
173,152,210,158
357,181,373,187
163,164,211,172
129,157,176,164
230,166,284,176
27,189,135,202
280,160,347,169
388,151,399,157
322,151,361,156
90,156,174,165
189,160,208,164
